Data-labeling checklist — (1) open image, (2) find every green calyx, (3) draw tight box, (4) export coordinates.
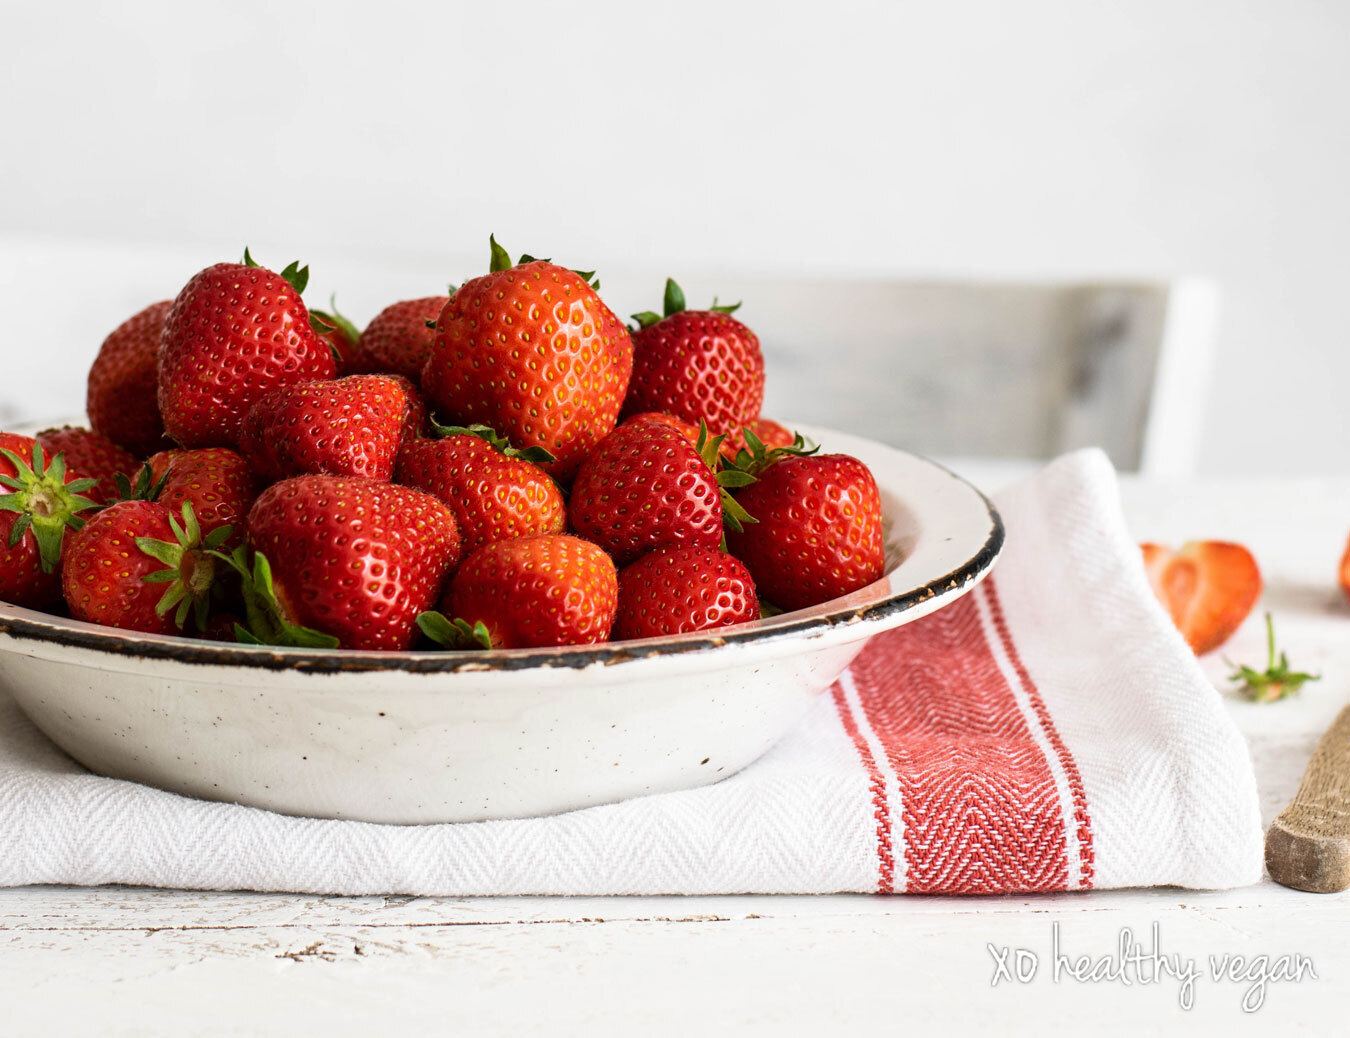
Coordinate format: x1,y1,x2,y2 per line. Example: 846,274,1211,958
242,246,310,295
113,461,170,503
211,546,340,648
486,234,601,290
694,421,758,535
1226,613,1321,703
631,278,742,329
427,418,557,465
0,444,101,573
134,502,232,631
725,425,819,478
417,611,493,651
310,293,361,344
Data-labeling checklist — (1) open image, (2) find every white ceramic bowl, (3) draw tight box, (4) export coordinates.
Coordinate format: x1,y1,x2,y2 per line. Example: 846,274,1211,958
0,424,1002,824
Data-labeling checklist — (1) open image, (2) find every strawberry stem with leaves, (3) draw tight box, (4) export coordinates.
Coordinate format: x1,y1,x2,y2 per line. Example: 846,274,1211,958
0,444,101,573
211,545,340,648
487,233,600,290
426,418,557,465
1226,613,1320,703
134,501,233,631
416,611,494,651
631,277,742,329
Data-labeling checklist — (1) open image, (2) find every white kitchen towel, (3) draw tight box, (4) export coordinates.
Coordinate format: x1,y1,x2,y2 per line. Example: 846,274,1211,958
0,449,1263,894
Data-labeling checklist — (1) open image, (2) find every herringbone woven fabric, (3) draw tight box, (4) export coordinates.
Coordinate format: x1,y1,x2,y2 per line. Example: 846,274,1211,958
0,449,1263,894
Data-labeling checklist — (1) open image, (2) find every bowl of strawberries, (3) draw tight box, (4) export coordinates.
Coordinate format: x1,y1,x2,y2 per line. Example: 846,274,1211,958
0,240,1002,824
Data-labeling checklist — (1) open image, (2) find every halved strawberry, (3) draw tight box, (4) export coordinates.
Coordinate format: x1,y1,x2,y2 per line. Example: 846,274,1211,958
62,500,231,634
36,426,139,504
0,435,101,609
1339,533,1350,606
1140,541,1262,654
615,545,759,640
422,533,617,649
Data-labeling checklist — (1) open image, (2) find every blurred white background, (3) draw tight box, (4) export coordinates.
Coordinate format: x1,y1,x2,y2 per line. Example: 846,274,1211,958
1,0,1346,473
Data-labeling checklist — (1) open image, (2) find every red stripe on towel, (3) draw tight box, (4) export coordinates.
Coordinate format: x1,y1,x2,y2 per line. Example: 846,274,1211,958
980,578,1096,888
845,592,1070,894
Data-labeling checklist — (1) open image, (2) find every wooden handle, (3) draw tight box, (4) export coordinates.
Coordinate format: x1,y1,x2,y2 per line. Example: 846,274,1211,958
1266,705,1350,892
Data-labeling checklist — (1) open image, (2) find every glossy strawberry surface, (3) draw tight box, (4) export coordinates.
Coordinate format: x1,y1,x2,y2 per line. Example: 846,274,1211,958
158,261,336,448
247,475,461,651
148,447,257,545
86,300,172,456
615,545,759,640
35,426,138,503
568,420,722,567
396,435,565,558
61,501,181,634
444,533,617,648
624,310,764,440
238,375,412,482
726,453,885,611
422,262,632,481
361,296,449,381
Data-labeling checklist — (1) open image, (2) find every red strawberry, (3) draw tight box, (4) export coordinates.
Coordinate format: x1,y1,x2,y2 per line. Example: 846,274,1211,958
158,251,336,448
146,447,257,545
1340,533,1350,606
244,475,461,651
86,300,172,456
392,374,429,440
623,411,701,443
421,237,632,481
726,453,885,611
0,434,101,608
238,374,414,482
423,533,616,649
1141,541,1262,654
62,500,231,634
746,417,794,451
361,296,450,381
568,419,726,567
623,278,764,440
396,425,564,558
35,427,139,504
615,545,759,640
310,299,370,374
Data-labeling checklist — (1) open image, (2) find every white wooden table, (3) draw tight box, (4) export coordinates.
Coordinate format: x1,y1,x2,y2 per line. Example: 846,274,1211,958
3,468,1348,1035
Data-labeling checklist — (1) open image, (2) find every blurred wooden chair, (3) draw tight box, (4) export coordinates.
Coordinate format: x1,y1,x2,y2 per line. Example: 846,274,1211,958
616,276,1218,477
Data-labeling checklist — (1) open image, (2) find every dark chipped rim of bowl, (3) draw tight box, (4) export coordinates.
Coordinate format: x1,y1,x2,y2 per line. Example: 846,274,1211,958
0,473,1004,675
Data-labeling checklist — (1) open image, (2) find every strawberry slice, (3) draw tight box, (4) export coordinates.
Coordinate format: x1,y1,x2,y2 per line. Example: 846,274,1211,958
1140,541,1262,654
1339,533,1350,606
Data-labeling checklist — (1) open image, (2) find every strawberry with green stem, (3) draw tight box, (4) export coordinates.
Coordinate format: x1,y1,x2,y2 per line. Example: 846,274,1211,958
158,248,336,449
1226,613,1321,703
310,296,369,374
569,418,752,567
62,500,232,634
421,533,617,649
211,545,340,648
421,235,632,481
396,420,564,559
0,436,101,608
623,278,765,443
